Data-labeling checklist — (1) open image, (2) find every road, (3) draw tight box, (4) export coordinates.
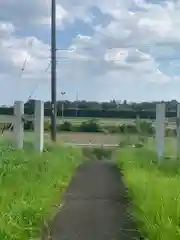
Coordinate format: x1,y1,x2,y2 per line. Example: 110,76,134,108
42,160,140,240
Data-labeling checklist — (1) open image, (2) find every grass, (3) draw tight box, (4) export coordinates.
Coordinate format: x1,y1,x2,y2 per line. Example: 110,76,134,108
44,116,176,128
1,131,121,145
0,132,177,165
82,147,113,160
0,115,152,126
54,116,137,125
116,148,180,240
0,143,82,240
2,115,176,128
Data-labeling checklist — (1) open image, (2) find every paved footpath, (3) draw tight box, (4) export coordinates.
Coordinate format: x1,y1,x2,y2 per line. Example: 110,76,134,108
43,160,140,240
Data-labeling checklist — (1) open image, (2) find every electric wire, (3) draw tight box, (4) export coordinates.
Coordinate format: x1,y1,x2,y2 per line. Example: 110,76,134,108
5,40,34,132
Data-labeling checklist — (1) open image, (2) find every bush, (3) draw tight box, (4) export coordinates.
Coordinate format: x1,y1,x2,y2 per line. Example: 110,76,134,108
79,119,101,132
119,121,154,135
138,121,153,135
104,125,120,134
165,128,176,137
44,120,51,132
57,121,73,132
93,148,113,160
82,147,113,160
119,124,137,134
24,120,33,131
1,118,173,136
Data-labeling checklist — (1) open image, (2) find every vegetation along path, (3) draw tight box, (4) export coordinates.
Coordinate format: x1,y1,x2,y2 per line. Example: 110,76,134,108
43,160,140,240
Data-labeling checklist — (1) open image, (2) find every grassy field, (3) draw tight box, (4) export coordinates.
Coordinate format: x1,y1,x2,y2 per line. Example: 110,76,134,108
54,116,140,125
0,115,177,134
0,127,179,240
0,115,154,125
117,148,180,240
1,131,120,145
49,116,176,129
0,143,82,240
41,116,176,127
0,131,177,156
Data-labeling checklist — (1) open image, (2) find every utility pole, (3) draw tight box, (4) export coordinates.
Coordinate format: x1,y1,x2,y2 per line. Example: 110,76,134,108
51,0,57,142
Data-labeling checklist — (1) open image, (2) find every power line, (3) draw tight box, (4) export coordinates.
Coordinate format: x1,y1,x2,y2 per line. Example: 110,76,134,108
45,61,51,72
19,39,33,79
6,39,34,132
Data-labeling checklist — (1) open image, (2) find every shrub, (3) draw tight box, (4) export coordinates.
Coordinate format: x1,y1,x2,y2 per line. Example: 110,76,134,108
79,119,101,132
82,147,113,160
104,125,120,133
165,128,176,137
119,121,154,135
93,148,113,160
119,124,137,134
138,121,153,135
44,120,51,132
57,121,73,132
24,120,33,131
1,118,172,136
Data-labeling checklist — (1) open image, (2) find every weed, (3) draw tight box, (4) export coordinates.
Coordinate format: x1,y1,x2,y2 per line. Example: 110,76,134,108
0,144,82,239
116,149,180,240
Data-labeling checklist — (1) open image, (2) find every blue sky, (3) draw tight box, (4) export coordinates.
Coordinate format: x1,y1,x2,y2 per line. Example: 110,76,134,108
0,0,180,105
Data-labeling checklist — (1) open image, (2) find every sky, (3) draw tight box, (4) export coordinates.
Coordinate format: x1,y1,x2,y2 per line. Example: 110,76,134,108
0,0,180,105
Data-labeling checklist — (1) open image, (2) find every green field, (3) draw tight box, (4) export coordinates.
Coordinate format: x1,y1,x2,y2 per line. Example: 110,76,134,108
47,116,177,129
54,116,139,125
45,116,157,126
0,130,177,156
0,115,153,125
0,115,177,131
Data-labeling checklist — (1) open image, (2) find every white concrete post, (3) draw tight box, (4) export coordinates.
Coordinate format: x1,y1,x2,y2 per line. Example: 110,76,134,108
34,100,44,152
156,103,165,160
14,101,24,149
176,104,180,157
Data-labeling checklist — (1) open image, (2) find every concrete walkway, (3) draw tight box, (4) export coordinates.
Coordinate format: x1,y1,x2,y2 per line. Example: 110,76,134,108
43,160,140,240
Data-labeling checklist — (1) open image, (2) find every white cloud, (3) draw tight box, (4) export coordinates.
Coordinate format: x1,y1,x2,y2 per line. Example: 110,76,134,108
1,0,180,103
0,21,15,38
0,21,51,103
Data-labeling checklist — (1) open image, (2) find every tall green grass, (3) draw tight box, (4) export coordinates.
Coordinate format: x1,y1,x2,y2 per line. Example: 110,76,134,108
0,144,82,240
117,149,180,240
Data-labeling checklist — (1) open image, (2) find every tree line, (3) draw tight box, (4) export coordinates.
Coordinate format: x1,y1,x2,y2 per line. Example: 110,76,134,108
0,99,179,119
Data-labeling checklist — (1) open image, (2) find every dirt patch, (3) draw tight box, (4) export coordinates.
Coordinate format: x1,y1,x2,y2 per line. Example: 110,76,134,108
55,132,120,144
0,131,120,145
